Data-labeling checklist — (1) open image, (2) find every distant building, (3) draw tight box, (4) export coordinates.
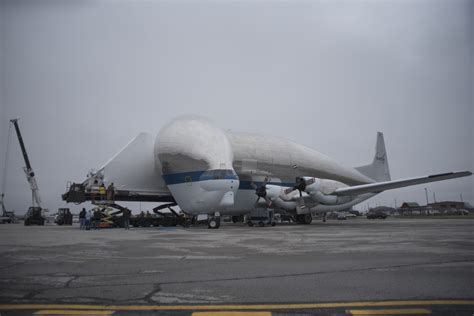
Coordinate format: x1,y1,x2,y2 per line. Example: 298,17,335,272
401,202,420,208
399,202,423,215
429,201,468,209
428,201,472,215
397,200,472,215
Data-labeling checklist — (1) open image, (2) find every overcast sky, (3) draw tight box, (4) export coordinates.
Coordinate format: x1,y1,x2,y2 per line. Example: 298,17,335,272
1,0,472,214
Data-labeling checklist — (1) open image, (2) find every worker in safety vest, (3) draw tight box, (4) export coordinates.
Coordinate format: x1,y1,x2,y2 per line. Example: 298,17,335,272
98,185,106,201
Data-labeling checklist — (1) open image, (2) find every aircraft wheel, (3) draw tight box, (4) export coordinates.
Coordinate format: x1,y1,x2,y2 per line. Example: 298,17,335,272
208,217,220,229
303,214,312,225
271,222,276,227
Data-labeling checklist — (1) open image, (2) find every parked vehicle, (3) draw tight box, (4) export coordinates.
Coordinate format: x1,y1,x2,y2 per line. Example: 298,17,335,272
337,213,347,220
248,209,276,227
55,208,73,225
24,207,45,226
367,212,387,219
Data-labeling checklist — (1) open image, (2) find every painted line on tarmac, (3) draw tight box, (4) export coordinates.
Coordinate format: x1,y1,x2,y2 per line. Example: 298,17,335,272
192,312,271,316
0,300,473,311
349,308,431,315
35,310,114,315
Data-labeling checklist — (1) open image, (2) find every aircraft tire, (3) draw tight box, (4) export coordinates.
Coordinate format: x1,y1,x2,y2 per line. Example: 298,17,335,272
303,214,312,225
208,217,220,229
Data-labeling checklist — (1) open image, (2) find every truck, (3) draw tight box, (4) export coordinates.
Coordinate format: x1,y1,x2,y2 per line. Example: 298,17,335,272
24,207,45,226
55,208,73,225
247,208,276,227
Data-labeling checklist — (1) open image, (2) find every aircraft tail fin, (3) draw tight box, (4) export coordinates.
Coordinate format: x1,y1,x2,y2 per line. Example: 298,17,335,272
356,132,391,182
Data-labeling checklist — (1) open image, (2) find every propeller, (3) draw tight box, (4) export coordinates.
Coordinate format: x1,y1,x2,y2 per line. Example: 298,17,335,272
251,176,272,207
283,177,316,208
284,177,315,196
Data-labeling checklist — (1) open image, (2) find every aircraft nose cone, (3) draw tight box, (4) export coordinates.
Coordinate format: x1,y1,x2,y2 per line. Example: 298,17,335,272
219,191,235,207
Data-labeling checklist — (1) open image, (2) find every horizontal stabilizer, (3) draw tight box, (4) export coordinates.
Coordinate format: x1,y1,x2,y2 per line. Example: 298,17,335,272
334,171,472,196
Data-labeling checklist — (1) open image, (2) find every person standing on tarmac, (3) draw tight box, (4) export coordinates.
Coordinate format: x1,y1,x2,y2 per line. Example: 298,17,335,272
79,208,86,229
122,208,131,230
85,209,92,230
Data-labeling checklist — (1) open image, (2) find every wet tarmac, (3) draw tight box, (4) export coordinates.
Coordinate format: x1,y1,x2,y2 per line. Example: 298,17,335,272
0,217,473,315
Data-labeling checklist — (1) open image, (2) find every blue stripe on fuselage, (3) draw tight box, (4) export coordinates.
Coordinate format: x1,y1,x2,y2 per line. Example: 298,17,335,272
162,169,238,185
238,180,295,190
162,170,294,190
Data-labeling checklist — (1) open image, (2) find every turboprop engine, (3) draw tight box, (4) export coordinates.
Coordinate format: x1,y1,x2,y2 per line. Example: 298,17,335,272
155,116,239,214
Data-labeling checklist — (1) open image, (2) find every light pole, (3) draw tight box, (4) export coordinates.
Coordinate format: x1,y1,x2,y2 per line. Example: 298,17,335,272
424,188,429,205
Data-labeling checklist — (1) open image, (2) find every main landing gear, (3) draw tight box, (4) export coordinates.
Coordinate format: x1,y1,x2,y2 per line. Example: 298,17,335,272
295,213,313,225
208,212,221,229
231,215,245,223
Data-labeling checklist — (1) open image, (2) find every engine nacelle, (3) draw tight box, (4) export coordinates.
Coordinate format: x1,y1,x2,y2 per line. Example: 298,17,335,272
304,177,353,205
265,184,299,211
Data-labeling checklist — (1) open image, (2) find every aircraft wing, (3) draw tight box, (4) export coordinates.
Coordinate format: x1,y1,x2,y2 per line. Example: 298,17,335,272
334,171,472,196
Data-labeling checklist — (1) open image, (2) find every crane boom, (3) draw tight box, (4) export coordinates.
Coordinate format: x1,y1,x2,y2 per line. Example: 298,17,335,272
10,119,42,209
11,119,33,171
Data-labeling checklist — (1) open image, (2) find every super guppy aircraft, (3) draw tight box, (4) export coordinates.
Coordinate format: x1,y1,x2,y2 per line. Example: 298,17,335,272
63,116,471,228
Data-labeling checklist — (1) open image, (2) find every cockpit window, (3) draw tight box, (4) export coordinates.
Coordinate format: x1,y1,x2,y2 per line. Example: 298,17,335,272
200,169,237,180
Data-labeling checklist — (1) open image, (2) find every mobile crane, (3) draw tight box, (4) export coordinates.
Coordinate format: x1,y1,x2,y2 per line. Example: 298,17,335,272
9,119,46,225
